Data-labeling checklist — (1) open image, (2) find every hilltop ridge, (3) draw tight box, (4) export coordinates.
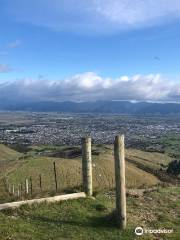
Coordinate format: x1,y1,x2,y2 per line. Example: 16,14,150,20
1,100,180,114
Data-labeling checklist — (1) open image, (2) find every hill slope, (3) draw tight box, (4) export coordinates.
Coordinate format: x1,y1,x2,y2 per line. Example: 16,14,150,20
0,144,21,161
0,145,179,239
0,145,22,201
3,145,172,201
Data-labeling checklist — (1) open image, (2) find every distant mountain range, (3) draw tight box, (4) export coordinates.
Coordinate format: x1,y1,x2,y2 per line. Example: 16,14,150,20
0,100,180,114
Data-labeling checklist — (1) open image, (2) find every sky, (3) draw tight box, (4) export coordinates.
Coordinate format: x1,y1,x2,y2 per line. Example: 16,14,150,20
0,0,180,102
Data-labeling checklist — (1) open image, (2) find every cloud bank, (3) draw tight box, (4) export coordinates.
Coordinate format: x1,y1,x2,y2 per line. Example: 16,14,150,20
4,0,180,33
1,72,180,102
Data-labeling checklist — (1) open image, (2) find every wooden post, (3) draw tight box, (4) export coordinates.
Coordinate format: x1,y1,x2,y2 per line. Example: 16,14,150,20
114,135,126,229
39,174,42,191
53,162,58,192
8,185,11,195
17,187,20,197
30,177,33,195
20,183,23,196
82,137,92,196
25,178,29,195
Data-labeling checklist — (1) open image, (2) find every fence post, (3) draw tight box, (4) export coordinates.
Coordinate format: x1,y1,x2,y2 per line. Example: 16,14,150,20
17,186,20,197
25,178,29,195
30,177,33,195
114,135,126,229
82,137,92,196
53,162,58,192
20,182,23,196
8,184,11,195
12,185,15,196
39,174,42,192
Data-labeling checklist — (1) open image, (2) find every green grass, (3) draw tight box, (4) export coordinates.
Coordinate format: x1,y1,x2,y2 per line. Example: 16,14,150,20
0,186,179,240
0,145,23,201
161,134,180,158
0,144,21,161
127,148,171,169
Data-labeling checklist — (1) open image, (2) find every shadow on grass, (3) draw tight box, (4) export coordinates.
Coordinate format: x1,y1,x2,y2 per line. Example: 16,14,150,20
32,217,116,228
27,211,117,229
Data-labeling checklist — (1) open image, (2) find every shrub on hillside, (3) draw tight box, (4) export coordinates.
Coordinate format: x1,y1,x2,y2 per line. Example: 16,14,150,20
167,160,180,176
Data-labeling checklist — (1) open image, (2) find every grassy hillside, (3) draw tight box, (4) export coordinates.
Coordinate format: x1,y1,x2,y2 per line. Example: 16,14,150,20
0,144,21,161
0,144,22,180
0,145,22,200
0,186,179,240
2,145,173,201
161,135,180,159
0,144,179,239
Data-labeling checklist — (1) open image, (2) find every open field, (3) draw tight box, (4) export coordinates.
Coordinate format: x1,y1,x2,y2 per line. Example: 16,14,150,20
0,186,179,240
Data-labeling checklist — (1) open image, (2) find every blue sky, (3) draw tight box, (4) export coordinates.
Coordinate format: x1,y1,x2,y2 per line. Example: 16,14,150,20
0,0,180,102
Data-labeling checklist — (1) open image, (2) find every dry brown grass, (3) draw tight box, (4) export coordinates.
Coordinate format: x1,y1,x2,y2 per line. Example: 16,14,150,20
4,146,168,200
0,144,21,161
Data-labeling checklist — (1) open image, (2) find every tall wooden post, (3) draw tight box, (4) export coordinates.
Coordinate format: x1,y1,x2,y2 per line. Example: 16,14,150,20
53,162,58,192
25,178,29,195
114,135,126,229
39,174,42,192
82,137,92,196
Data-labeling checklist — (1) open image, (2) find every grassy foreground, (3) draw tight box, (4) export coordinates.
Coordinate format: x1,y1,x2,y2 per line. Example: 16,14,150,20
0,187,179,240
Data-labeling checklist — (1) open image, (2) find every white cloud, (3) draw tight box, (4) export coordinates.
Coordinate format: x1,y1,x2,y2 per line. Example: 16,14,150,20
4,0,180,33
0,72,180,102
93,0,180,26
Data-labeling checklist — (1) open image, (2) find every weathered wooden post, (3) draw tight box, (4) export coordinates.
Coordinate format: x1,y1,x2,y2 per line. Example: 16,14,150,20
30,177,33,195
53,162,58,192
20,183,23,196
12,185,15,196
19,184,22,197
39,174,42,191
17,187,20,197
25,178,29,195
114,135,126,229
82,137,92,196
